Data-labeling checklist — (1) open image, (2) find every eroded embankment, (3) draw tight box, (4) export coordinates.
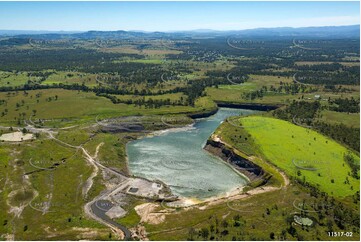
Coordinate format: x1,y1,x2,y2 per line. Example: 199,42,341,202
216,102,280,111
204,139,271,186
187,107,219,119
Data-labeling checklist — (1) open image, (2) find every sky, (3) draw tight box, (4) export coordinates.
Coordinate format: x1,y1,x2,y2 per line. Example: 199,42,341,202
0,1,359,31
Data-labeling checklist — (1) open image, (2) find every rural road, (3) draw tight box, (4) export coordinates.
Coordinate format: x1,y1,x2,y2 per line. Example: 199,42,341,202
90,200,132,239
292,73,310,86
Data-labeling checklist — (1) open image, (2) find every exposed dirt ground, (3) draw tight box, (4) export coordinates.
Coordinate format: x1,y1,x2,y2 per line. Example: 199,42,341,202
135,203,168,225
0,131,34,142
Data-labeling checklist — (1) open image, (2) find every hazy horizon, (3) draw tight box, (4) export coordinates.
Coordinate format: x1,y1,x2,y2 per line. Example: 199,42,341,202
0,24,359,34
0,1,359,32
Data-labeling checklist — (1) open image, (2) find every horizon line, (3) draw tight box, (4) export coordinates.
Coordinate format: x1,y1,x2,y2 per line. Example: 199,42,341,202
0,24,360,34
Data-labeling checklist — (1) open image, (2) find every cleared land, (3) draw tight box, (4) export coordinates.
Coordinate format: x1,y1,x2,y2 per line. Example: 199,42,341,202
319,110,359,127
0,89,216,127
231,116,359,197
0,131,34,141
0,71,32,87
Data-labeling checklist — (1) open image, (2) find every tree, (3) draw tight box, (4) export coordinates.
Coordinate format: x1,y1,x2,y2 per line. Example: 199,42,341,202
187,227,196,241
287,225,297,237
210,224,215,233
201,228,209,240
266,208,271,215
221,230,229,236
234,220,241,227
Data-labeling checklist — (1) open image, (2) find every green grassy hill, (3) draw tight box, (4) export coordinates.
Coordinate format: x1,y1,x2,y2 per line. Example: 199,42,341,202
231,116,359,197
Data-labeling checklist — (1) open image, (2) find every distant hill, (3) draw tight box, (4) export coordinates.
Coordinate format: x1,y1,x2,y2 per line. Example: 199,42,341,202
226,25,360,38
0,30,82,36
1,25,359,39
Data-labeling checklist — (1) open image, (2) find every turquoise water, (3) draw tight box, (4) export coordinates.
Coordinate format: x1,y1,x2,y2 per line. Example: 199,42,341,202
127,108,258,199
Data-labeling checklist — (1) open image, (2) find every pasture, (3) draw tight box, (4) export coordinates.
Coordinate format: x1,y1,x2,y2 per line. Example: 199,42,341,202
237,116,359,197
0,89,216,127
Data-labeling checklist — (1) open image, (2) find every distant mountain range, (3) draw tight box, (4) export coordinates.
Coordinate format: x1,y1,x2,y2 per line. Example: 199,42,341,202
0,30,82,36
230,25,360,38
0,25,359,39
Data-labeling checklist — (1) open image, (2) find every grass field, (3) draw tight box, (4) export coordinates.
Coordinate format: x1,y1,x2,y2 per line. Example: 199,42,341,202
206,74,360,106
319,110,360,127
114,92,186,103
0,135,112,240
0,71,98,88
233,116,359,197
42,72,98,87
83,132,131,174
0,89,216,127
144,185,358,241
124,59,163,64
206,74,294,103
0,71,31,87
0,147,12,237
214,116,284,188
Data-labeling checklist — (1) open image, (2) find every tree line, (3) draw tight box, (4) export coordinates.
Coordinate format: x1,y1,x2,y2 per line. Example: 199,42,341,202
273,100,359,151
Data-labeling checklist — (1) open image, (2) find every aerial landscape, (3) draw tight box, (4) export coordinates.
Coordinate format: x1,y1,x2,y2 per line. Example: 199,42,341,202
0,1,360,241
